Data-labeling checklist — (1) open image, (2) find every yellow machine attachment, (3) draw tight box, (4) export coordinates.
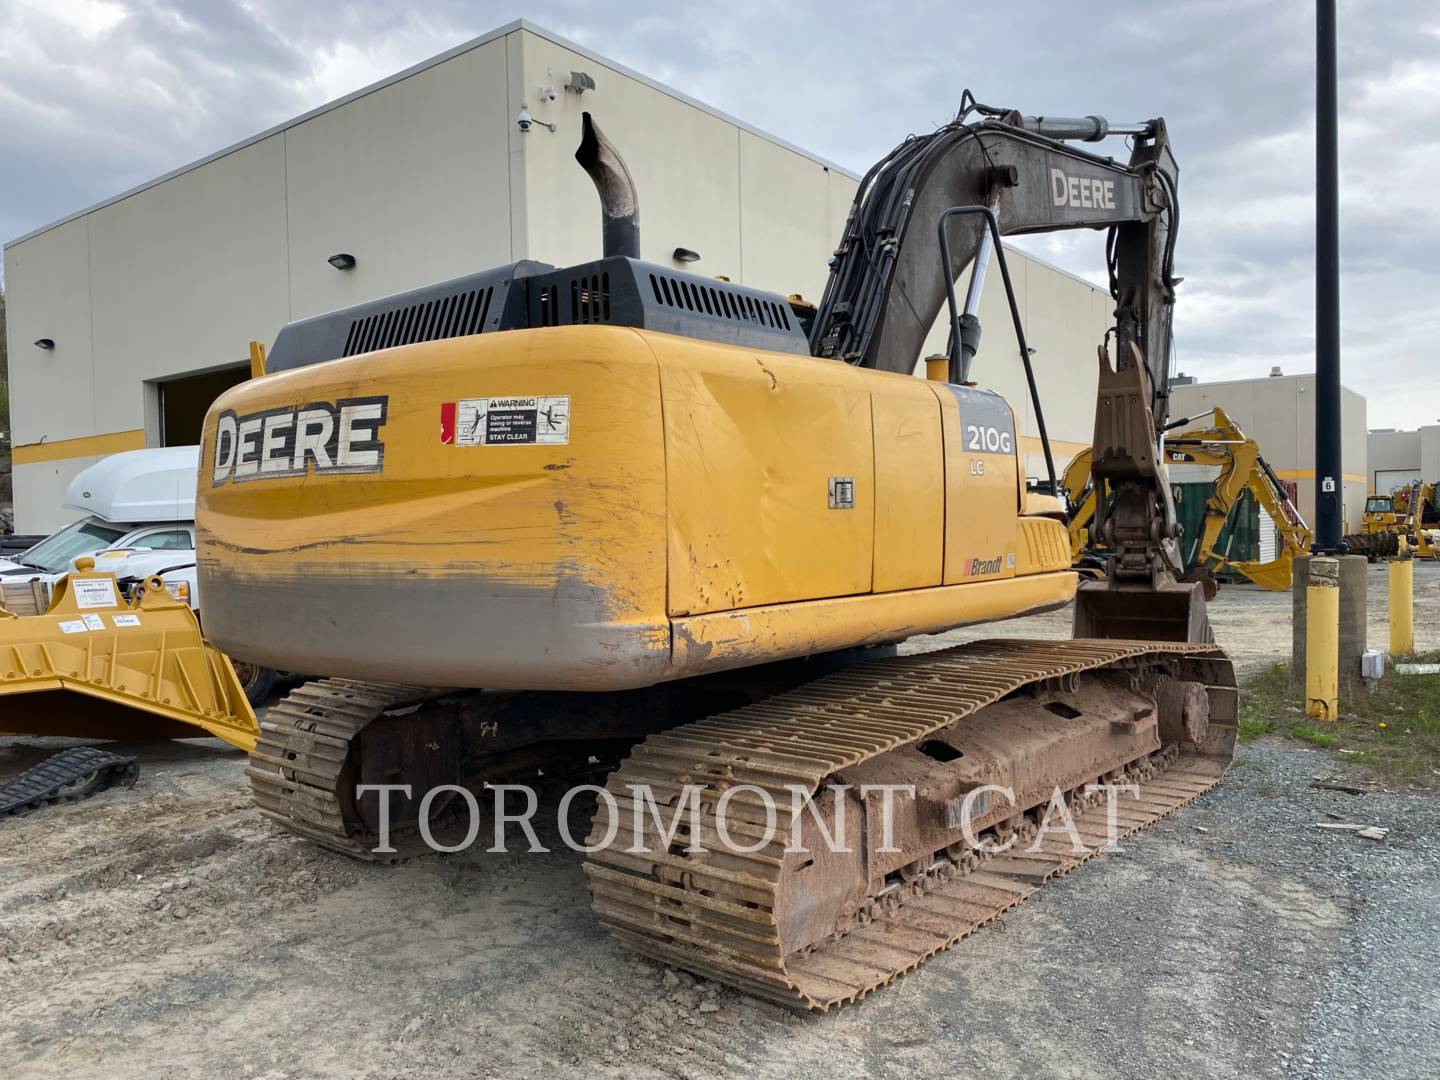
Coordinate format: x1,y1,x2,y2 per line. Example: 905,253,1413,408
1064,407,1311,591
0,559,257,750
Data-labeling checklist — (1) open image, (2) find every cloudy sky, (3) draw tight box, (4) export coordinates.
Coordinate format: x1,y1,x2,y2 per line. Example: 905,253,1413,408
1,0,1436,428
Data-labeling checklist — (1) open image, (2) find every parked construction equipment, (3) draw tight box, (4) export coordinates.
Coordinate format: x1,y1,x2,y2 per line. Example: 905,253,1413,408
198,98,1235,1009
1346,481,1439,560
0,558,256,752
0,448,278,704
1063,406,1311,590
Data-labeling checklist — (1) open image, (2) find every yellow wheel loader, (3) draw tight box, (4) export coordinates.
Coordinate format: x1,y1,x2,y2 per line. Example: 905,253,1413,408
197,98,1235,1010
1063,406,1311,590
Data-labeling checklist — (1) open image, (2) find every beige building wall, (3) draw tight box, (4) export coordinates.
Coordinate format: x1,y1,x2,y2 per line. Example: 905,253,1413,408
1170,374,1368,529
5,20,1109,532
513,27,1110,484
1368,425,1440,493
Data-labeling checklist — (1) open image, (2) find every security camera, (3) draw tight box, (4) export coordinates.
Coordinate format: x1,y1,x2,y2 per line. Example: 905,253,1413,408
538,84,557,102
517,106,532,132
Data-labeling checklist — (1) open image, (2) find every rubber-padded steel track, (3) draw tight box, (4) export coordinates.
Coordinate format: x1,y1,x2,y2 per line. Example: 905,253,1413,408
246,679,430,859
0,746,139,816
583,637,1233,1010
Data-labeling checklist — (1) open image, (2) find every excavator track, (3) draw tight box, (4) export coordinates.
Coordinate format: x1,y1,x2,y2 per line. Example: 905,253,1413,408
0,746,139,816
583,638,1235,1011
246,679,432,860
248,677,637,860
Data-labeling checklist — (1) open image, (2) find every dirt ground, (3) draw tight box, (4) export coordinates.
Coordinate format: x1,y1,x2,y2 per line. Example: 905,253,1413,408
3,563,1438,1080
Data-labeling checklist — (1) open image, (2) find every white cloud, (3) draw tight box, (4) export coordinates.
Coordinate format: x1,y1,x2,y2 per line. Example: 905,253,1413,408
1,0,1437,429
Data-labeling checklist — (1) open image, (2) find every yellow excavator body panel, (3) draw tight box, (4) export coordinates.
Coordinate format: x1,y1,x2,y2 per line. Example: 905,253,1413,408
197,325,1074,691
0,567,257,750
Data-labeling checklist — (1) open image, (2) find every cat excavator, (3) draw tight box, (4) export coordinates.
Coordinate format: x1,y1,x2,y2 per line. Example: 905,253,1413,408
196,96,1235,1010
1063,406,1312,590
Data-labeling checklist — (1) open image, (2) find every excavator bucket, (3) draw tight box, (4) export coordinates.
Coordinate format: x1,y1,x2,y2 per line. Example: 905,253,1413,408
1073,578,1212,643
1228,552,1298,592
0,561,256,750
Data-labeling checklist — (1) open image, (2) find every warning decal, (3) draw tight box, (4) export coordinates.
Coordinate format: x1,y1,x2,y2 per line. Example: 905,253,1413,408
442,396,570,447
72,577,119,610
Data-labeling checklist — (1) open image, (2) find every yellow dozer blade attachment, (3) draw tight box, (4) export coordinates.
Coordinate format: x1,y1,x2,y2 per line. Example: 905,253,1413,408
0,561,257,751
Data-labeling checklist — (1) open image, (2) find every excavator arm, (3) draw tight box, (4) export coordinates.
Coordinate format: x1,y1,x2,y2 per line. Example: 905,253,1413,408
1167,407,1312,591
1064,406,1311,591
812,94,1201,639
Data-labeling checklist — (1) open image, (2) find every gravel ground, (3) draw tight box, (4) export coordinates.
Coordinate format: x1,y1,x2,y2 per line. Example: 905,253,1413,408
1,565,1437,1079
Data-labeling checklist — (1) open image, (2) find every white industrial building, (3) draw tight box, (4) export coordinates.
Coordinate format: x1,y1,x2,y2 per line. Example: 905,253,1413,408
5,19,1113,531
1169,371,1368,530
1367,425,1440,493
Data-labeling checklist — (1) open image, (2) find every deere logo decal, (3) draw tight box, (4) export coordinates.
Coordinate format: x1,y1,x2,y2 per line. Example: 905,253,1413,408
211,396,388,485
1050,167,1116,210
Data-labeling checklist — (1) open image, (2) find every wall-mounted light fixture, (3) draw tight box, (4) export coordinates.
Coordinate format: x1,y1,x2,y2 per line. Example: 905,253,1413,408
566,71,596,95
33,338,55,350
673,247,701,263
328,253,357,270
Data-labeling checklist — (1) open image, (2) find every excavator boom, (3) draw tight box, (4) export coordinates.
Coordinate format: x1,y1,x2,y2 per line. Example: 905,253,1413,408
810,93,1198,638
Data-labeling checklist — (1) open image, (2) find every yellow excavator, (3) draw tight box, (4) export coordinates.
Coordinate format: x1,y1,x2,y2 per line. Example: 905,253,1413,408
1063,406,1311,590
1346,481,1439,560
196,97,1236,1010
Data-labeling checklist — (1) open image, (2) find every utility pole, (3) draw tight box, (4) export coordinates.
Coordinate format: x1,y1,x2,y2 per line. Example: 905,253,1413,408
1313,0,1343,552
1293,0,1366,706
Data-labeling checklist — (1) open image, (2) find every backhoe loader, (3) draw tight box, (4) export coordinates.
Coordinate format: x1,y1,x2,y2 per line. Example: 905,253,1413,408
1064,406,1311,590
197,96,1235,1010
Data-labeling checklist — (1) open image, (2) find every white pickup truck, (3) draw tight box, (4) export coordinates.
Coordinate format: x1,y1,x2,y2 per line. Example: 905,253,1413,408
0,446,277,704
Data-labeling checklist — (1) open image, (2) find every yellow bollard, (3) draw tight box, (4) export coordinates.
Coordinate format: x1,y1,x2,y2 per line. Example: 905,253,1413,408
1389,556,1414,656
1306,557,1340,722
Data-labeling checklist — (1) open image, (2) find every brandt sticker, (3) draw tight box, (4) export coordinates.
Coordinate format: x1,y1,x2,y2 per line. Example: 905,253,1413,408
58,619,87,634
112,613,142,628
81,613,106,631
447,396,570,446
72,577,118,609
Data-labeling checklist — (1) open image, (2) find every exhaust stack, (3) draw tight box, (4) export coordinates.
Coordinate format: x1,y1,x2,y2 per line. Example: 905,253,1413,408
575,112,640,260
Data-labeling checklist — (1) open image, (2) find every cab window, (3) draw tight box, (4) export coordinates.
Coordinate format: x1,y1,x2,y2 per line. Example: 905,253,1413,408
129,529,194,551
